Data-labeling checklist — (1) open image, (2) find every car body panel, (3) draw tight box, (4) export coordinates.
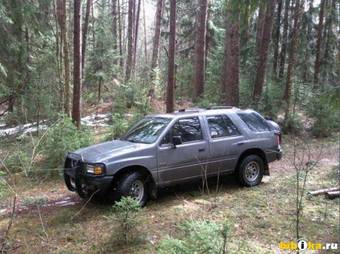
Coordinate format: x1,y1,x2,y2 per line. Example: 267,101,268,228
64,107,282,194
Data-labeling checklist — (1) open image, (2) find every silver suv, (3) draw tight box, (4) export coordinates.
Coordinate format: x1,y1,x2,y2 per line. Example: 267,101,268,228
64,107,282,206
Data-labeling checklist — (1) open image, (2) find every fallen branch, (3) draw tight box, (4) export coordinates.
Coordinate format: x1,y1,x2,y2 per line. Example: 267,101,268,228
325,190,340,200
308,187,340,196
0,195,17,253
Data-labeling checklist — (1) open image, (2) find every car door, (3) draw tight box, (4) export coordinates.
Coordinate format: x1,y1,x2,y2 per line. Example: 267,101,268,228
157,116,209,185
206,114,244,175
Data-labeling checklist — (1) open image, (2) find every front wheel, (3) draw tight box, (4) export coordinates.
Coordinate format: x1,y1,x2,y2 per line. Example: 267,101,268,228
114,171,149,206
238,155,264,187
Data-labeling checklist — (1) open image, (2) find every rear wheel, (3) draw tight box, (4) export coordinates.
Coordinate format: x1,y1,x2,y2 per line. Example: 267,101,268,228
238,155,264,187
113,171,149,206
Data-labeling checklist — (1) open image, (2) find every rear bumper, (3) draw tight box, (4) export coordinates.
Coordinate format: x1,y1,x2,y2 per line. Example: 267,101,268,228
265,148,283,163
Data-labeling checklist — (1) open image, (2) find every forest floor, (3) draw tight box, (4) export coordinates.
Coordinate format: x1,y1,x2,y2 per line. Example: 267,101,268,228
0,134,339,253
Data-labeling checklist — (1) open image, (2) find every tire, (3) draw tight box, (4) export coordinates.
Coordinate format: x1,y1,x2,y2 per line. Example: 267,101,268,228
113,171,149,207
238,155,264,187
64,173,76,191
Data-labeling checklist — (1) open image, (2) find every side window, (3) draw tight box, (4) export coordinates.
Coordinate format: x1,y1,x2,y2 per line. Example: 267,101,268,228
207,115,240,138
237,112,270,132
172,117,203,143
222,115,241,136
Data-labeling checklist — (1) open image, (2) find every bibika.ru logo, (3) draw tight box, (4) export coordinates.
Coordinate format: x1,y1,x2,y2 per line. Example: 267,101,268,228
279,239,338,251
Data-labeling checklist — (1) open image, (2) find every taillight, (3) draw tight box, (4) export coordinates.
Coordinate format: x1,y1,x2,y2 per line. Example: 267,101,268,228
275,133,281,146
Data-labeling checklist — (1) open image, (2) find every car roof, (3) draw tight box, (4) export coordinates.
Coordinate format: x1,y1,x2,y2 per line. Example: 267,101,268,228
148,107,255,119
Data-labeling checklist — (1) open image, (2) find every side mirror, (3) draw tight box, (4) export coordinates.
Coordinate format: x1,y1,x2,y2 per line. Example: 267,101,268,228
172,136,182,147
210,130,218,138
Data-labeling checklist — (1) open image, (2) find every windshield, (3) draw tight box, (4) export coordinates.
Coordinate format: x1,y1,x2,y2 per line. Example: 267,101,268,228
122,117,171,144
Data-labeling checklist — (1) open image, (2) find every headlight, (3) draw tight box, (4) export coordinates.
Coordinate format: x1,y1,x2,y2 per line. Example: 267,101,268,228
86,164,105,175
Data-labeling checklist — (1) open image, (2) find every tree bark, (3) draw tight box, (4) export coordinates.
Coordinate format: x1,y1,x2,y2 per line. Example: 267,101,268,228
309,187,340,196
302,0,313,82
118,0,123,68
314,0,326,84
255,2,265,63
151,0,164,70
125,0,135,81
193,0,208,100
221,1,240,107
81,0,92,75
142,0,148,64
282,0,303,107
252,0,276,102
112,0,118,58
323,0,336,78
278,0,290,78
133,0,141,69
166,0,176,113
57,0,71,116
72,0,82,128
272,0,282,77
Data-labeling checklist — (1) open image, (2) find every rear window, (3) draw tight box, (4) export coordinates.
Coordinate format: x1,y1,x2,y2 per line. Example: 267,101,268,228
237,112,271,132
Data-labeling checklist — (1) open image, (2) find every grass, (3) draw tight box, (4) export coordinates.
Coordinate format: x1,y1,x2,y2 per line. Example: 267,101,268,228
0,137,339,253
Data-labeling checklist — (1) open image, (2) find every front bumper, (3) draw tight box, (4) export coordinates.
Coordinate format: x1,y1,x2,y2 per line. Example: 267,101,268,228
64,154,113,198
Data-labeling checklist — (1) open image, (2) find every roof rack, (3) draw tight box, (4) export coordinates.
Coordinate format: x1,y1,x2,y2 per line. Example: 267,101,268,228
206,106,238,110
175,108,205,113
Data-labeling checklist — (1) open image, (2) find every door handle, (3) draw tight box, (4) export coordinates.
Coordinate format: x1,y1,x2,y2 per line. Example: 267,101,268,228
236,142,245,146
198,148,205,152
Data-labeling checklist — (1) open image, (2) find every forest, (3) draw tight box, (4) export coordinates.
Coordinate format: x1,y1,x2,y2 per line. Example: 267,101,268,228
0,0,339,253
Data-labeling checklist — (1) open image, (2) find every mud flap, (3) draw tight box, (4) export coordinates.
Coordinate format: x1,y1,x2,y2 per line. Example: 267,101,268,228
264,163,270,176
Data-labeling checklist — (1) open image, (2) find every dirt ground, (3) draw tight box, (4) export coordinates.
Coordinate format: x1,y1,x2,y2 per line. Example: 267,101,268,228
0,136,339,253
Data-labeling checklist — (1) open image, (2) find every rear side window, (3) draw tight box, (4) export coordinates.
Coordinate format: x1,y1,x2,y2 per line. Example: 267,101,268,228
207,115,240,138
237,112,271,132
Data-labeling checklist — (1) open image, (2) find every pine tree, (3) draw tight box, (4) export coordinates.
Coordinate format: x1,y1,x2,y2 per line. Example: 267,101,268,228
72,0,82,128
166,0,176,113
193,0,208,100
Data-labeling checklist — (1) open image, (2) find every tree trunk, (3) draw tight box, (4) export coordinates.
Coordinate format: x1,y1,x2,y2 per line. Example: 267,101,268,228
125,0,135,81
118,0,123,68
323,0,335,80
272,0,282,77
302,0,313,82
278,0,290,78
133,0,141,69
252,0,276,102
193,0,208,100
166,0,176,113
240,1,250,66
57,0,71,116
151,0,164,70
142,0,148,64
255,2,265,63
112,0,118,59
72,0,82,128
81,0,92,76
282,0,303,107
314,0,326,84
221,1,240,107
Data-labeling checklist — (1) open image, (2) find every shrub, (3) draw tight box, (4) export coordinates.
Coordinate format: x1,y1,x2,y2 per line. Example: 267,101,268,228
22,196,48,207
2,150,31,174
41,116,93,168
0,171,8,198
282,112,304,134
306,90,340,137
112,196,141,244
105,113,130,140
157,220,231,254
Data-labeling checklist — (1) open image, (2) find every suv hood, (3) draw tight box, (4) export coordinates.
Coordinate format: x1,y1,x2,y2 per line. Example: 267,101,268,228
73,140,144,162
